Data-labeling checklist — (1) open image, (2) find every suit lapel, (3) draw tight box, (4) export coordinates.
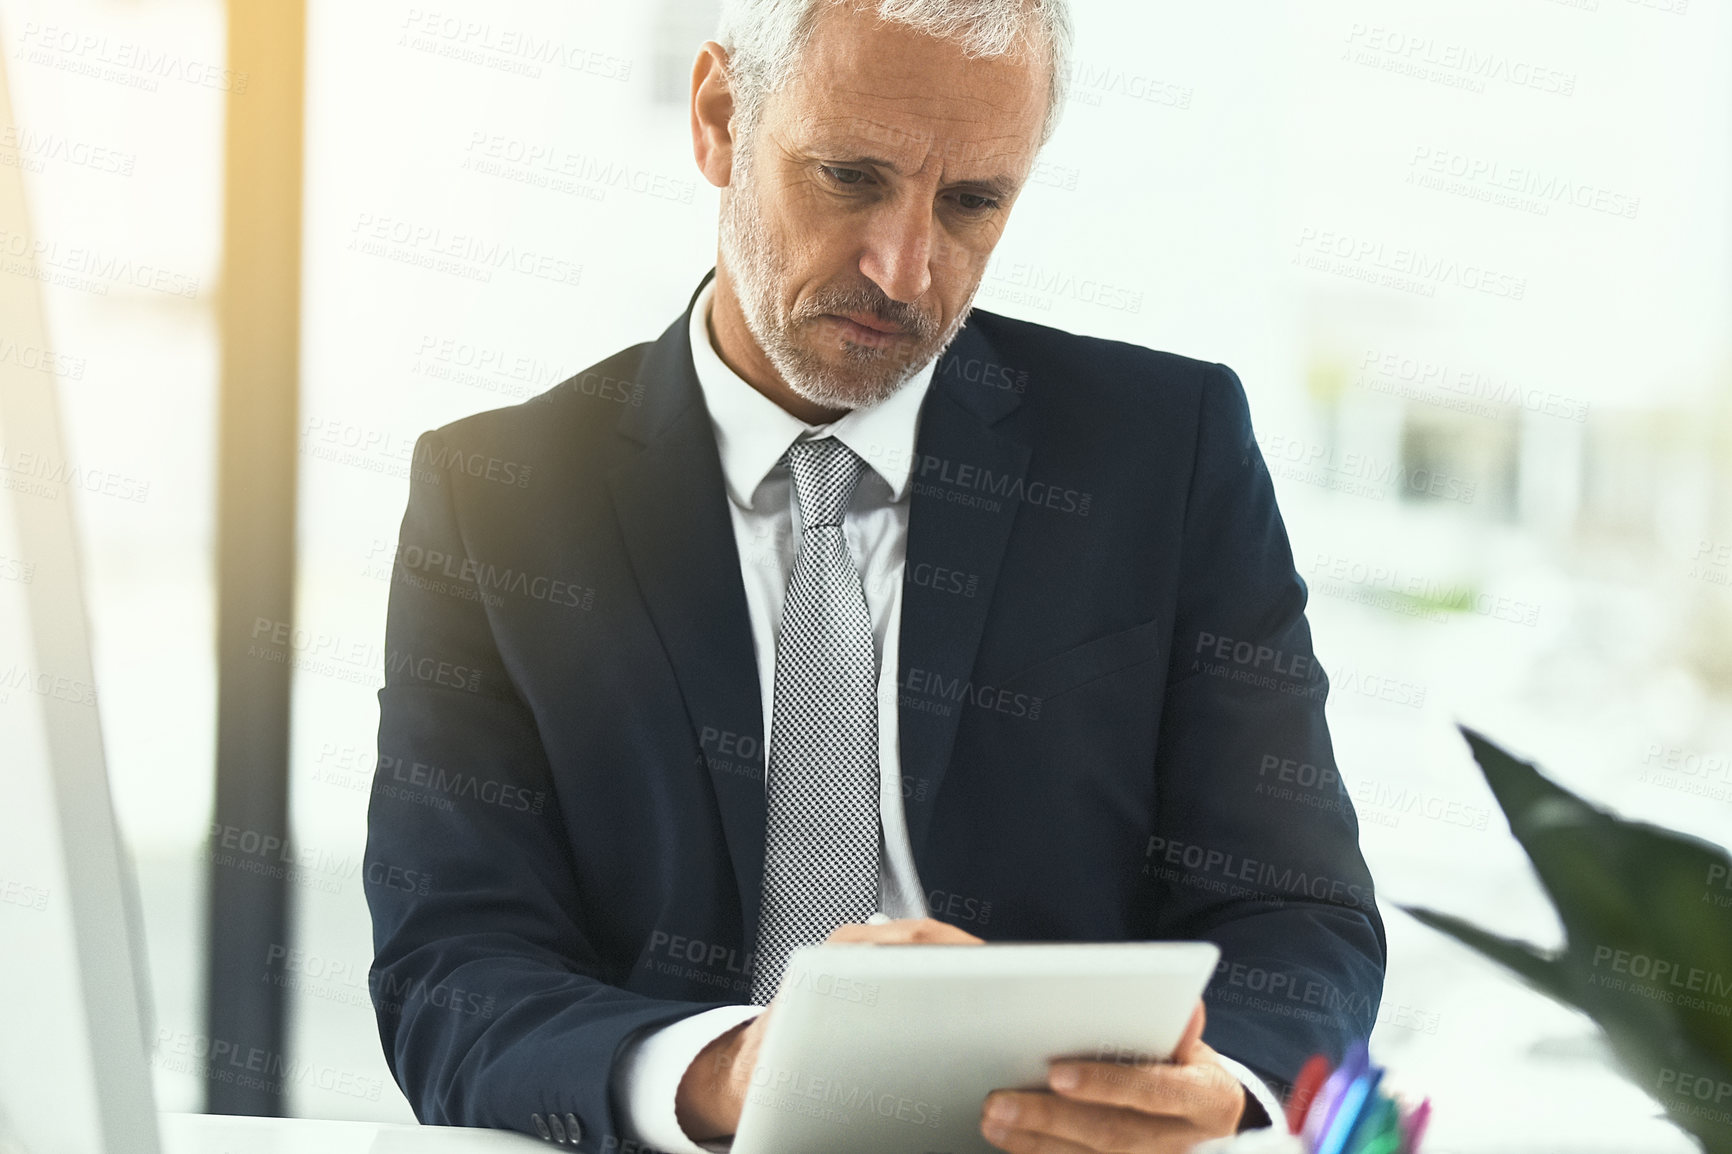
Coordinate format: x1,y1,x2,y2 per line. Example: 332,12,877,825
898,319,1030,856
608,271,769,944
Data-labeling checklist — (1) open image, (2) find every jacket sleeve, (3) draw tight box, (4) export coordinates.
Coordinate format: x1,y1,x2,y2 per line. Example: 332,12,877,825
365,429,732,1145
1147,363,1387,1093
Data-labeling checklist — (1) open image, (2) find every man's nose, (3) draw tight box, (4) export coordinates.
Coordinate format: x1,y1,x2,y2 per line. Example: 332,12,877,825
858,197,934,304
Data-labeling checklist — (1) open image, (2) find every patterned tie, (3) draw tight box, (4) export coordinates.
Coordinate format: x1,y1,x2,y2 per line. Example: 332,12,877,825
749,437,882,1005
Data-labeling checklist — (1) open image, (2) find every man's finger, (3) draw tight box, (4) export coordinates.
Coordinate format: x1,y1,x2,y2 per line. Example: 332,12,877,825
823,916,984,945
1172,1001,1206,1064
982,1089,1207,1154
981,1115,1102,1154
1043,1053,1243,1117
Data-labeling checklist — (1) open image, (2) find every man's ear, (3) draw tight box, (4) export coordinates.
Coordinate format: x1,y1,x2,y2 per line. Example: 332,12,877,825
691,41,737,189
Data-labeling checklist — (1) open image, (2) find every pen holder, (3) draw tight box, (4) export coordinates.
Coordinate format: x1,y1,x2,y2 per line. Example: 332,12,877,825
1196,1042,1431,1154
1283,1042,1429,1154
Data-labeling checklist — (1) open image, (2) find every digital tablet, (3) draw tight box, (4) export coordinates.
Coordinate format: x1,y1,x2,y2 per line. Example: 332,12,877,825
730,941,1222,1154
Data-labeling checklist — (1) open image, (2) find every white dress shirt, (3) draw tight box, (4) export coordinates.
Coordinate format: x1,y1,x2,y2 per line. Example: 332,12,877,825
613,278,1281,1153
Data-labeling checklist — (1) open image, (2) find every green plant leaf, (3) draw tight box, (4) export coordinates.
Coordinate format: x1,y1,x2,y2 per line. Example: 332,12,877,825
1406,727,1732,1152
1399,904,1576,1005
1457,726,1732,1076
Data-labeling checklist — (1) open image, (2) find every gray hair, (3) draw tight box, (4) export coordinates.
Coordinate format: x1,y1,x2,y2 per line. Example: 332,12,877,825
716,0,1072,151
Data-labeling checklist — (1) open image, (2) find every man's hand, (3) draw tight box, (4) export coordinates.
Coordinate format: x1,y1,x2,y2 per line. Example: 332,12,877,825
980,1002,1248,1153
673,1011,767,1142
822,915,986,947
674,916,983,1140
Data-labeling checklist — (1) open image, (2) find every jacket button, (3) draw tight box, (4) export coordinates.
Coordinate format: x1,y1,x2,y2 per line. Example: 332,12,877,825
549,1114,568,1144
532,1114,552,1140
565,1114,583,1144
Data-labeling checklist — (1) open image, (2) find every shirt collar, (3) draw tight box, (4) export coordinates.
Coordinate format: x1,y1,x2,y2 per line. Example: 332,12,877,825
687,276,936,509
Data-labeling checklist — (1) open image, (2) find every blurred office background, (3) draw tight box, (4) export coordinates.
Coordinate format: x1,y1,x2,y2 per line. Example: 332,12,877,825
1,0,1728,1149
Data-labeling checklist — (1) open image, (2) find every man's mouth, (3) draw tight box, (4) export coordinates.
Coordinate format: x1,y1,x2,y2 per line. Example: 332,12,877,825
823,312,911,346
838,311,904,334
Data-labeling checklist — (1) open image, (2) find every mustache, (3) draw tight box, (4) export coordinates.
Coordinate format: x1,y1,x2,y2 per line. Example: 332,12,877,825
797,285,940,340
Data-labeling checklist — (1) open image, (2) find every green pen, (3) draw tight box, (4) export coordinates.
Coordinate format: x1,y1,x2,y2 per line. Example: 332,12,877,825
1345,1095,1403,1154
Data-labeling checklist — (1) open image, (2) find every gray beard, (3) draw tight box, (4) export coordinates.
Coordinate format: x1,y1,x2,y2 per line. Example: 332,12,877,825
716,145,977,413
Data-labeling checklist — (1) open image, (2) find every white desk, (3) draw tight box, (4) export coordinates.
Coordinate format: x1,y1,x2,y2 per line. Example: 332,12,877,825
160,1112,544,1154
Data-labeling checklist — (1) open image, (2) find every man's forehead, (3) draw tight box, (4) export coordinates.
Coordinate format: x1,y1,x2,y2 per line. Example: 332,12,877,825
795,106,1032,174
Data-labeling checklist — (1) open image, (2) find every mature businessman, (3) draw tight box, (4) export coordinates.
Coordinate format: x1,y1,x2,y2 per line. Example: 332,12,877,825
364,0,1385,1151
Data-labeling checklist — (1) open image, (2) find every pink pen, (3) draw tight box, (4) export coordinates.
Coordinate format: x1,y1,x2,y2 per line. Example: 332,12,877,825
1400,1097,1432,1153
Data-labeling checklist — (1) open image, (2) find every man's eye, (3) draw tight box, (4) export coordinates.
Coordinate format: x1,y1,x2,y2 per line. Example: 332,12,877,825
822,165,867,186
956,192,1000,212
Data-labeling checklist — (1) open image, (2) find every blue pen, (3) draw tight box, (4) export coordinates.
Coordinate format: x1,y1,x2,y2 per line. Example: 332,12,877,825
1317,1063,1385,1154
1344,1094,1401,1154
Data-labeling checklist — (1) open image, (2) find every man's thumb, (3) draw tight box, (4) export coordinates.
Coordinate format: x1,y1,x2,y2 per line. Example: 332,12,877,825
1172,1002,1206,1063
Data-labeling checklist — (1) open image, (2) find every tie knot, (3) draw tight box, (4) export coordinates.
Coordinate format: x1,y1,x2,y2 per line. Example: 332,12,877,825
785,437,865,529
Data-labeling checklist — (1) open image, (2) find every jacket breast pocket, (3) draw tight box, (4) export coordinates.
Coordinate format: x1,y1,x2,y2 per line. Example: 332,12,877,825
998,618,1166,704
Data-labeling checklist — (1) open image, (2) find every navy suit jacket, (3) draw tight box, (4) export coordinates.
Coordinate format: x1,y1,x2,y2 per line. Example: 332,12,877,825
364,270,1385,1145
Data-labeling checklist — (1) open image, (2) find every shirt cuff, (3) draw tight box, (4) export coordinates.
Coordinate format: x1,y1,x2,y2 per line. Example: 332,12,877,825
616,1004,765,1154
1210,1051,1284,1133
